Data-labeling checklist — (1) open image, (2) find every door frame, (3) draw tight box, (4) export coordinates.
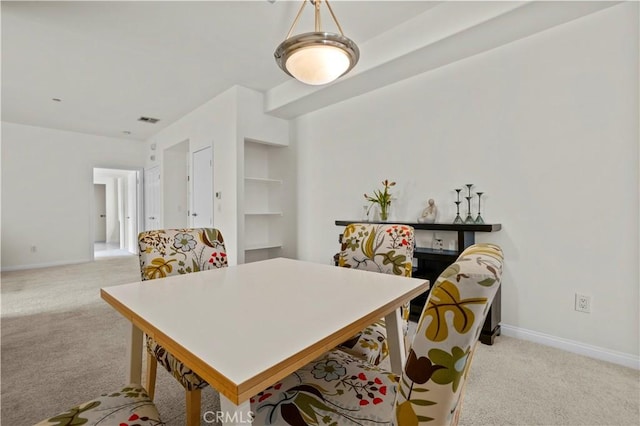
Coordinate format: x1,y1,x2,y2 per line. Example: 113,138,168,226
90,166,144,260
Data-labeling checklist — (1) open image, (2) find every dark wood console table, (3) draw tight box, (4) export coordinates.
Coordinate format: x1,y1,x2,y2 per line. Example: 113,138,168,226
335,220,502,345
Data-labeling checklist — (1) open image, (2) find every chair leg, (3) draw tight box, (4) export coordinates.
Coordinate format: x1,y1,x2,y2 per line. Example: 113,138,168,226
186,388,201,426
145,351,158,400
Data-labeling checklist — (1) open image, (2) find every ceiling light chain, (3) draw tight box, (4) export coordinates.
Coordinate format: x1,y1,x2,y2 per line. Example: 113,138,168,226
285,0,345,39
314,0,321,32
285,0,308,39
323,0,345,35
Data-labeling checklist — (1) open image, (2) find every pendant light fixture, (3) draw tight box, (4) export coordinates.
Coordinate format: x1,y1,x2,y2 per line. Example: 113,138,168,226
274,0,359,86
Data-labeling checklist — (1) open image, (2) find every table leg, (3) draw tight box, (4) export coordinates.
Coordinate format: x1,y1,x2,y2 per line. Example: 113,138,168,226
385,308,406,375
218,394,253,425
126,322,143,385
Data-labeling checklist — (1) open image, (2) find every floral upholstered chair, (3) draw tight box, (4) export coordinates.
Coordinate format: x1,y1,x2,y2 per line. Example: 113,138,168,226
251,243,503,426
138,228,228,426
337,223,415,366
34,385,164,426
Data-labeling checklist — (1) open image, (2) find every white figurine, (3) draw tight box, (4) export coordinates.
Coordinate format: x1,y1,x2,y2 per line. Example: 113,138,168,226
418,199,437,223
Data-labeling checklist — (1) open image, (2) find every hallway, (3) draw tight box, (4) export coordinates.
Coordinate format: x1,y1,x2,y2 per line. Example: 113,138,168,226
94,242,135,258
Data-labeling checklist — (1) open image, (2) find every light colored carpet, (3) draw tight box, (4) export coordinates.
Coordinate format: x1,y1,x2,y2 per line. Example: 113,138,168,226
1,256,638,425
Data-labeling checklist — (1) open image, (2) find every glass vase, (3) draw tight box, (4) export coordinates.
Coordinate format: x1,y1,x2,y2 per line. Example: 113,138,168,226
380,202,390,221
362,205,370,221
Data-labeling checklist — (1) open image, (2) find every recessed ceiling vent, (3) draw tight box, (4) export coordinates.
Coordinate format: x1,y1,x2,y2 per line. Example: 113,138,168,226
138,116,160,124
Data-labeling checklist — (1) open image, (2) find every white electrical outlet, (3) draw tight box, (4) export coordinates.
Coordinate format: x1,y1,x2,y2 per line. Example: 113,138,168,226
575,293,591,313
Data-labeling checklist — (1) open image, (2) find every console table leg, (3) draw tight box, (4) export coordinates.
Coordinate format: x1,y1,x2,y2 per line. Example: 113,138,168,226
480,286,501,345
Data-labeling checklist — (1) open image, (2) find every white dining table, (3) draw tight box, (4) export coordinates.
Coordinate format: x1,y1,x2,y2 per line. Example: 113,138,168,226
101,257,429,425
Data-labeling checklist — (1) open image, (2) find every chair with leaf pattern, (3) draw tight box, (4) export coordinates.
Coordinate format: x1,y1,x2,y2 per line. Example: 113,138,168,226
251,243,503,426
137,228,228,426
337,223,415,366
34,384,163,426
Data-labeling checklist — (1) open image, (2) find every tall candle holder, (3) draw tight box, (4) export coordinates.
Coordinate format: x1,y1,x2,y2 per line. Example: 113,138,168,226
465,183,473,198
464,196,475,224
475,192,485,224
464,184,475,224
453,189,464,224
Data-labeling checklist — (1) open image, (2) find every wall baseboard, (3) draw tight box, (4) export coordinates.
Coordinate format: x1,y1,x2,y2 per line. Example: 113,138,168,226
0,258,91,272
500,324,639,370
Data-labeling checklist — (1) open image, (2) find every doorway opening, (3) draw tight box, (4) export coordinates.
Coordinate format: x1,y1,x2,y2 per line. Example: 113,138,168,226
92,167,142,259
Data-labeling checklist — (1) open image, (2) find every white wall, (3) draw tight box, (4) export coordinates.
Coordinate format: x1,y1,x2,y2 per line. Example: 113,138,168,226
163,140,189,229
145,87,239,262
295,4,639,358
1,122,146,270
237,87,289,146
236,86,293,263
145,86,290,264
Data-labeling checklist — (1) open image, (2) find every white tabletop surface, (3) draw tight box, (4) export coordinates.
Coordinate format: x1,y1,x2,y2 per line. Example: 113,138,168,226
101,257,429,403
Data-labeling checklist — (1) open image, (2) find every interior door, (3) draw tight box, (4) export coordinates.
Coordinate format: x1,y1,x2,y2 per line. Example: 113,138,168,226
117,178,125,249
144,166,161,231
191,147,213,227
94,184,106,242
126,171,138,252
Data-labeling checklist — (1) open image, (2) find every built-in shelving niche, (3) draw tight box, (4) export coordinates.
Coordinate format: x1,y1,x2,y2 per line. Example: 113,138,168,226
242,140,285,263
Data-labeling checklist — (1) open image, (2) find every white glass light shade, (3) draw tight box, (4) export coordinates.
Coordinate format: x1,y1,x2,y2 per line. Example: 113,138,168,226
286,45,350,85
275,32,359,86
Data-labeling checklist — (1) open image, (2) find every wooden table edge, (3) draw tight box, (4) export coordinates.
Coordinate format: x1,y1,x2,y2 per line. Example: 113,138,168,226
101,280,430,405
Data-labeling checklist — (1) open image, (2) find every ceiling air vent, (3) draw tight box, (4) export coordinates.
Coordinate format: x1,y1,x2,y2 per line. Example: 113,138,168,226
138,116,160,124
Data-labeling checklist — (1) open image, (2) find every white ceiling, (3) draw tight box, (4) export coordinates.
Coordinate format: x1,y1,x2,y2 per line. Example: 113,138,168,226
1,1,618,141
1,0,437,140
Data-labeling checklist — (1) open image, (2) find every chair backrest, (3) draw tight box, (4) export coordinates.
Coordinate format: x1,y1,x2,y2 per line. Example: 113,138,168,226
137,228,228,281
338,223,415,277
394,243,504,426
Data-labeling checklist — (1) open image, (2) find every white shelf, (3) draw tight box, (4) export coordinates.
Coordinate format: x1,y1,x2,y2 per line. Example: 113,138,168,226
245,177,282,184
245,242,283,251
242,139,286,264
